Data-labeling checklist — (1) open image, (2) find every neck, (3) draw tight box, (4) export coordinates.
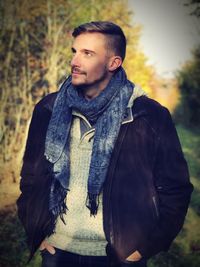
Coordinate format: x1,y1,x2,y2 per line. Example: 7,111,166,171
82,74,113,100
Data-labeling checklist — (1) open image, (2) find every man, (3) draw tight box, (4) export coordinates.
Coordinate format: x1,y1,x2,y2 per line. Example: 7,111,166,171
17,21,193,267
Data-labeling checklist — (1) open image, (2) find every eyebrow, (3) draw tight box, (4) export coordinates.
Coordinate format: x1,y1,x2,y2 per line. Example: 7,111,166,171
71,47,96,55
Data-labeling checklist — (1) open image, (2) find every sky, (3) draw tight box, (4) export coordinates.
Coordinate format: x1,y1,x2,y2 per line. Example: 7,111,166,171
128,0,200,78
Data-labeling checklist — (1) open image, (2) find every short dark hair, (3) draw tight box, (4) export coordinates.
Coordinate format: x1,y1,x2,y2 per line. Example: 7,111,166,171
72,21,126,61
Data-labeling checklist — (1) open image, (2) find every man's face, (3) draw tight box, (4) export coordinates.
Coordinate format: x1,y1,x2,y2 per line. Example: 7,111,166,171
70,32,113,91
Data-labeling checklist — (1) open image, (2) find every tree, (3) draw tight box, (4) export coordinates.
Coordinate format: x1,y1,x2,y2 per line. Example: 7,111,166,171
0,0,160,183
184,0,200,18
174,45,200,127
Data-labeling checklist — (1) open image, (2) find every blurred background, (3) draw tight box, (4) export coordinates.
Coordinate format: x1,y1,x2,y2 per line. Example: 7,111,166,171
0,0,199,266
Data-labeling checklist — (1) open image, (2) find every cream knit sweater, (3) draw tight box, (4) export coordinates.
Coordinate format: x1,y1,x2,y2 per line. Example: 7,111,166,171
46,85,146,255
47,115,107,256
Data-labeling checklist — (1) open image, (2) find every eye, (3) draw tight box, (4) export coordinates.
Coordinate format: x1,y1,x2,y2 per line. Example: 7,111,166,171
71,47,76,53
84,50,93,57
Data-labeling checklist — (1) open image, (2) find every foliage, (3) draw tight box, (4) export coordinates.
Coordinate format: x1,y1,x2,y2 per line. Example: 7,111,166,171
0,0,159,183
148,125,200,267
184,0,200,18
150,76,180,113
0,205,41,267
0,125,199,267
173,45,200,128
0,205,27,267
0,1,198,266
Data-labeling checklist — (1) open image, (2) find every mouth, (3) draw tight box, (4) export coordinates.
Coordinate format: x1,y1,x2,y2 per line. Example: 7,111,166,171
71,68,85,76
72,72,82,75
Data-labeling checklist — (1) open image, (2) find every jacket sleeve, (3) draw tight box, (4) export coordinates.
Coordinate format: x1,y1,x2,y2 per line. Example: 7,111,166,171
138,107,193,258
16,100,51,230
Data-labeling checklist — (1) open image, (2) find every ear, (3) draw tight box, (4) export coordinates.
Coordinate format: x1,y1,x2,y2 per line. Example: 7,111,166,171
108,56,122,71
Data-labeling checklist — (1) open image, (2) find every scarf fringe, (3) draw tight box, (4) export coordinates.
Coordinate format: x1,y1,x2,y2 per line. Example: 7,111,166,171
49,179,69,223
86,193,100,217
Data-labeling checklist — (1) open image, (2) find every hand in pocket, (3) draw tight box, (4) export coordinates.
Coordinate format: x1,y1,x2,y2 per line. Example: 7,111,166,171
125,250,142,262
39,240,56,255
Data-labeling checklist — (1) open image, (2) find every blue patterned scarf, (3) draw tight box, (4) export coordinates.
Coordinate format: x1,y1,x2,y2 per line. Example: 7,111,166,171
44,67,134,218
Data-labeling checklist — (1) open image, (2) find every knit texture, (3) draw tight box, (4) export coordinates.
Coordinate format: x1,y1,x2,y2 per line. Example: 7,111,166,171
47,116,107,256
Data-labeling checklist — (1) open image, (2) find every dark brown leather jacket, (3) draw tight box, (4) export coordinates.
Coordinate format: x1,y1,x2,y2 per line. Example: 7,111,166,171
17,93,193,263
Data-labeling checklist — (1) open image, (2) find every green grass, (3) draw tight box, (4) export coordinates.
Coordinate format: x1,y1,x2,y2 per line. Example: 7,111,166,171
0,205,41,267
0,124,199,267
177,125,200,216
148,125,200,267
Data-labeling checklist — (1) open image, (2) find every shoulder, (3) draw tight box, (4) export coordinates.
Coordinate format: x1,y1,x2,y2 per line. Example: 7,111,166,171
132,96,174,134
34,92,58,112
133,95,167,112
133,95,171,120
29,92,58,126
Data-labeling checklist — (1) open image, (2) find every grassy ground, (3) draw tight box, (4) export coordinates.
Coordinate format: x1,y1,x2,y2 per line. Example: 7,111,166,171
149,125,200,267
0,124,199,267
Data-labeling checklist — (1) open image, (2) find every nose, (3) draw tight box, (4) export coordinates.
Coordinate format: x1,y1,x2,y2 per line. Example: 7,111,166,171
71,53,80,67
